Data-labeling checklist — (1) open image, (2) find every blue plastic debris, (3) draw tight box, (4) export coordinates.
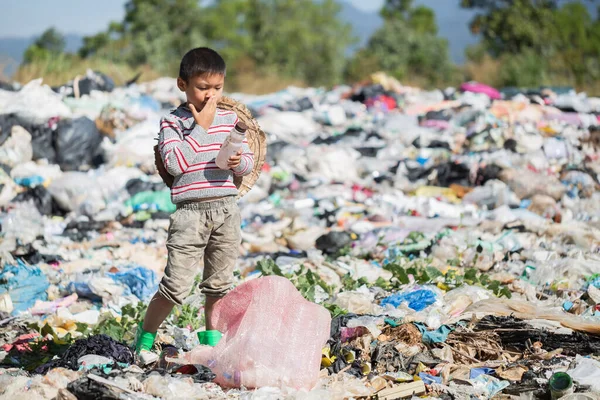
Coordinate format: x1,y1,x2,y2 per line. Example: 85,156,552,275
106,266,158,301
587,276,600,289
473,375,510,397
414,323,453,344
470,367,496,380
14,175,45,188
0,260,50,314
563,301,574,311
68,281,102,301
380,289,438,311
419,373,442,385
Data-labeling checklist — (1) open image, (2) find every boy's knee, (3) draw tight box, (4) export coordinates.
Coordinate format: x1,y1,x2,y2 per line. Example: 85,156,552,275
158,281,186,306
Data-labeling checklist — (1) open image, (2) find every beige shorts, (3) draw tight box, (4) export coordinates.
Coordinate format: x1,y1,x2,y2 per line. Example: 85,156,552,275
159,196,241,305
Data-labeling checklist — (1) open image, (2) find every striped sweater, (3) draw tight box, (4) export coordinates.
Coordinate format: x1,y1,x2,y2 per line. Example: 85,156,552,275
158,104,254,203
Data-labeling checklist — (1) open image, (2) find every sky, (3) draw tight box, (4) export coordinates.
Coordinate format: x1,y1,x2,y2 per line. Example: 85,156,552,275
0,0,127,37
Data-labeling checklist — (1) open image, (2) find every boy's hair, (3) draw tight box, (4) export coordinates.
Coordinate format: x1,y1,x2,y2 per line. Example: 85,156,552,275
179,47,226,81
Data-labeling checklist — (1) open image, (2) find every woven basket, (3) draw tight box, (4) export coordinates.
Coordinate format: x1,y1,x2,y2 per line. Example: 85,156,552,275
154,96,267,199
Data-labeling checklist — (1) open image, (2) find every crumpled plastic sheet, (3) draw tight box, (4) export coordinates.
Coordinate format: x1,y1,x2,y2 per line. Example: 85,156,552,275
106,265,159,301
380,287,439,311
0,260,50,314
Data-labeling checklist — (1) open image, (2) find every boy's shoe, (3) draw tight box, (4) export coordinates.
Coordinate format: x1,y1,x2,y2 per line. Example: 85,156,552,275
197,330,222,347
134,323,158,366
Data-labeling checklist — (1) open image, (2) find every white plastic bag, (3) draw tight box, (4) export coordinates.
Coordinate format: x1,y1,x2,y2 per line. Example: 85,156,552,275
0,79,72,123
0,126,32,167
568,356,600,391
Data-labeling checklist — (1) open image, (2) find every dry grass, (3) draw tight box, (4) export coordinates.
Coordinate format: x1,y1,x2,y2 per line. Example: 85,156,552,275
11,55,304,94
13,56,162,87
463,54,503,88
229,70,306,94
227,56,306,94
9,54,600,96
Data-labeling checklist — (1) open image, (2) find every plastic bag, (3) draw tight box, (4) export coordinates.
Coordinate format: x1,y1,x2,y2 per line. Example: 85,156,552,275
143,374,213,400
47,172,104,213
180,276,331,389
568,355,600,391
500,168,566,200
106,266,159,301
0,201,45,243
0,259,50,314
101,117,159,172
332,291,376,315
12,185,63,216
305,146,360,183
257,112,320,144
0,125,32,167
0,79,72,124
55,117,103,171
380,287,440,311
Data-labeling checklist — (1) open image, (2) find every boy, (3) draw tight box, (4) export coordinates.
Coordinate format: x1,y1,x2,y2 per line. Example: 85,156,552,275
136,47,254,364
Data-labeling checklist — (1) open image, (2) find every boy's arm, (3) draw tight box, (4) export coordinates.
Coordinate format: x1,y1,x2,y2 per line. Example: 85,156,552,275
158,114,207,177
231,116,254,177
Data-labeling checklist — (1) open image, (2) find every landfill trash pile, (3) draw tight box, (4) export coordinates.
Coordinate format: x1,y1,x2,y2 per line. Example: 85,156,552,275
0,71,599,399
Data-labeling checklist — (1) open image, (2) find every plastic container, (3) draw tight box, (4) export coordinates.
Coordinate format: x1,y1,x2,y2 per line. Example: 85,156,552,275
216,121,247,170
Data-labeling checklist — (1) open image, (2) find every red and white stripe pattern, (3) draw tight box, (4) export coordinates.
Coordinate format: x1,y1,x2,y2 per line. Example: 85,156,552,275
158,105,254,203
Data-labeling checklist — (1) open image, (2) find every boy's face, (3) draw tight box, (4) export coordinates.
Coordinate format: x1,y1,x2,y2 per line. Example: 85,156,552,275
177,73,225,110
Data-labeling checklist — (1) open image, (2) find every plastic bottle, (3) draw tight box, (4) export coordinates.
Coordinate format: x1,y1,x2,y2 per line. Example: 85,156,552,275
216,121,247,170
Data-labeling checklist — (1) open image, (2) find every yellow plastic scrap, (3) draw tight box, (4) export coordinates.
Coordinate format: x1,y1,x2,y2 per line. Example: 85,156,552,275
414,186,460,204
415,363,428,378
441,266,460,275
321,347,336,368
540,125,558,135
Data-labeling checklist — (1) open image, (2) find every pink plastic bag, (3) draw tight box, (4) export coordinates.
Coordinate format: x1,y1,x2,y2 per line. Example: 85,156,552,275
460,82,501,100
180,276,331,390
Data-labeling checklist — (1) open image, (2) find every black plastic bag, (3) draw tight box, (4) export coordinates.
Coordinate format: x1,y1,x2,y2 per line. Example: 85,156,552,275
316,231,354,256
12,185,65,216
55,117,104,171
0,113,57,162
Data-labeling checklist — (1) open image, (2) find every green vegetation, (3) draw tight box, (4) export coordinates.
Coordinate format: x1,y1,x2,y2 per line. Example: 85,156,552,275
462,0,600,90
346,0,456,86
92,302,147,343
15,0,600,93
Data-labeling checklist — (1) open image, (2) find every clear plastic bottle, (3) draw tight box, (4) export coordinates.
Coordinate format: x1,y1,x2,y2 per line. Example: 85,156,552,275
216,121,247,170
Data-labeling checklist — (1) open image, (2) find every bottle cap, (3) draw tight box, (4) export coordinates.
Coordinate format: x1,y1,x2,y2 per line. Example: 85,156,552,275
235,121,248,133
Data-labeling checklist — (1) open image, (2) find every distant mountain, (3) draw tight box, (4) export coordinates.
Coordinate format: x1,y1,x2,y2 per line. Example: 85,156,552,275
0,34,82,77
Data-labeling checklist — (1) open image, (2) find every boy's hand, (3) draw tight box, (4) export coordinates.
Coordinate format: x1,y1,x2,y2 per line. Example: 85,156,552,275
228,150,243,170
189,96,218,131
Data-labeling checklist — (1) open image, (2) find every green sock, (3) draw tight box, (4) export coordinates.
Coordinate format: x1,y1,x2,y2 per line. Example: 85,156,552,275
135,323,157,354
198,330,222,347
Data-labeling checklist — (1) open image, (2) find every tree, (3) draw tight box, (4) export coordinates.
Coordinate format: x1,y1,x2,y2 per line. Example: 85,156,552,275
460,0,559,56
122,0,207,73
381,0,414,20
23,28,66,63
462,0,600,87
80,0,354,86
202,0,355,86
79,0,207,74
348,0,453,86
